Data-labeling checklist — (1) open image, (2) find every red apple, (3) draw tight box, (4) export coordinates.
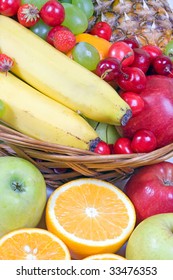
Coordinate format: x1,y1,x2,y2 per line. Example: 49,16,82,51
120,75,173,148
124,161,173,224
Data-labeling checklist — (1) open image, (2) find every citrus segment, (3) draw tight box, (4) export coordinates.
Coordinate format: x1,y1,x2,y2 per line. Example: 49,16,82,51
46,178,136,259
83,253,126,260
0,228,71,260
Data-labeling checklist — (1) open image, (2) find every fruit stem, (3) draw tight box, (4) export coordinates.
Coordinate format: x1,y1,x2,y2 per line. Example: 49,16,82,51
11,181,25,192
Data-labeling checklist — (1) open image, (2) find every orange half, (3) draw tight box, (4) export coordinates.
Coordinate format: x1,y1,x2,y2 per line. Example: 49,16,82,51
0,228,71,260
46,178,136,259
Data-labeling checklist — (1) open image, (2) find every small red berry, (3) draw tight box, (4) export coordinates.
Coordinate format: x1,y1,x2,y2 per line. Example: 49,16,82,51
0,54,14,74
90,21,112,41
53,29,76,54
17,4,40,28
46,25,70,45
113,138,133,154
94,141,111,155
131,129,157,153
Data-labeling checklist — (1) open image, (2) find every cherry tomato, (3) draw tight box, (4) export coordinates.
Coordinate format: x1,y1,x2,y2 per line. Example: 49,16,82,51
120,91,145,116
108,41,134,66
40,0,65,27
0,0,20,16
90,21,112,41
131,129,157,153
94,141,111,155
17,4,40,28
113,138,133,154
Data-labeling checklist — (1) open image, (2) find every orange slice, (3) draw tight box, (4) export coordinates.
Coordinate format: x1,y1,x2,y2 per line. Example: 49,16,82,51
0,228,71,260
83,253,127,260
67,33,112,60
46,178,136,259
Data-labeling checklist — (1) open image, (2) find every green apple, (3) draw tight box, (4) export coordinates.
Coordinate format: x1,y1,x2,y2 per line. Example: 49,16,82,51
126,213,173,260
0,156,47,237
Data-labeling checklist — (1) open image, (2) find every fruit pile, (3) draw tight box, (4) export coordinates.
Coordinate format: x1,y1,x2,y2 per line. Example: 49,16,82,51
0,156,173,260
0,0,173,262
0,0,173,156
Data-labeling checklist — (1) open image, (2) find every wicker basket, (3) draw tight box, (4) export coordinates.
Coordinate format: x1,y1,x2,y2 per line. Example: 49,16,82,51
0,123,172,188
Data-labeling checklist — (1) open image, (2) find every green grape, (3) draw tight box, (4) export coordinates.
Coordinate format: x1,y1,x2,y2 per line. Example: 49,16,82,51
62,3,88,35
30,19,51,40
60,0,72,3
0,100,5,118
72,0,94,19
164,40,173,62
21,0,49,9
72,42,100,71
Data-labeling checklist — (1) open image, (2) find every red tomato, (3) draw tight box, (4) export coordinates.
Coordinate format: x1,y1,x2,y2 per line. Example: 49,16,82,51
108,42,134,66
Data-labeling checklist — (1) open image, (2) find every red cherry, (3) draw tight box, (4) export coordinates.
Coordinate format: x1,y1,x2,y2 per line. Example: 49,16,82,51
131,129,157,153
40,0,65,27
151,55,173,76
108,42,134,66
0,0,20,16
141,45,162,61
120,37,140,49
130,48,151,73
95,57,121,82
116,67,147,93
120,91,145,116
90,21,112,41
94,141,111,155
113,137,133,154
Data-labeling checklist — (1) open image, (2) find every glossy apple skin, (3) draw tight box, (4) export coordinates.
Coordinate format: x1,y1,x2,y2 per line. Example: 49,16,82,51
124,162,173,224
120,75,173,148
0,156,47,237
126,213,173,260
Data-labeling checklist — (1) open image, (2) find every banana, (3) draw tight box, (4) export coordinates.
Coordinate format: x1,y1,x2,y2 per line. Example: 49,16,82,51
0,72,99,150
0,15,132,126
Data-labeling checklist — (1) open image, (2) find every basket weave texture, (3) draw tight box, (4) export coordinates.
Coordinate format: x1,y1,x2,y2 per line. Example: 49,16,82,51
0,124,173,188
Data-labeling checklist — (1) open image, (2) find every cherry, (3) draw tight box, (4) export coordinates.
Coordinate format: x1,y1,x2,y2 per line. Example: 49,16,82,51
90,21,112,41
130,48,151,73
151,54,173,76
40,0,65,27
141,45,162,61
94,141,111,155
120,91,145,116
113,137,133,154
120,37,140,49
95,57,121,82
131,129,157,153
0,0,20,17
116,67,147,93
108,41,134,66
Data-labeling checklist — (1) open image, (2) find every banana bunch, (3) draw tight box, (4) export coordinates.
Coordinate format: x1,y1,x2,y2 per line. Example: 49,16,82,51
0,15,132,127
0,72,99,150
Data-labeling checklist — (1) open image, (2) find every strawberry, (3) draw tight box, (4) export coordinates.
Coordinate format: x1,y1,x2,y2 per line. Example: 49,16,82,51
53,29,76,54
0,54,14,73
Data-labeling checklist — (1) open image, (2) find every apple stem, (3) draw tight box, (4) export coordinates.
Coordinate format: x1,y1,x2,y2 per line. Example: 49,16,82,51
11,181,25,192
